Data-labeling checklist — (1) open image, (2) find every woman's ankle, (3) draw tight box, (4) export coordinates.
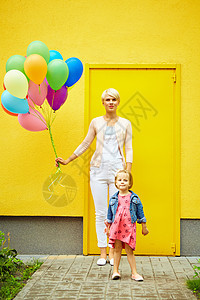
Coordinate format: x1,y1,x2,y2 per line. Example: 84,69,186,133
100,247,107,259
100,254,107,259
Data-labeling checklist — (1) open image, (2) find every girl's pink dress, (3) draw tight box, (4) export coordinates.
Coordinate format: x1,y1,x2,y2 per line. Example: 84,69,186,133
109,192,136,250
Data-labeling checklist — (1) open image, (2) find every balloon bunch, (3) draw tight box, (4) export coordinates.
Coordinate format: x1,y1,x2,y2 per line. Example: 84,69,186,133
1,40,83,170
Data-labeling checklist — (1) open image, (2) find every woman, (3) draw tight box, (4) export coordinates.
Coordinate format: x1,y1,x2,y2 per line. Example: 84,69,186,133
55,88,133,266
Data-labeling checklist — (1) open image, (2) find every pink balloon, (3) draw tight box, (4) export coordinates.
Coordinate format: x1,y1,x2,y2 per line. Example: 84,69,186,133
27,97,35,108
28,79,47,106
18,108,47,131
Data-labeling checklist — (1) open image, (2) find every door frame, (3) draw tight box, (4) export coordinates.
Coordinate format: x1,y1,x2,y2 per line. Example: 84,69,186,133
83,64,181,255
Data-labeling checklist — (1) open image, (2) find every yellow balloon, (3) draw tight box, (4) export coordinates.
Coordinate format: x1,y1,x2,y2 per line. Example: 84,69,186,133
4,70,28,99
24,54,47,85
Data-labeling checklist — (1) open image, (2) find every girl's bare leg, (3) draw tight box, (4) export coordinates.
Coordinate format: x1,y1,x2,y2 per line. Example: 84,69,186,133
125,243,137,275
113,240,123,274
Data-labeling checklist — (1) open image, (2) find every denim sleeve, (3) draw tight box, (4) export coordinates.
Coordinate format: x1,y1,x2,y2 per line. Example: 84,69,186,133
136,198,147,224
107,203,113,223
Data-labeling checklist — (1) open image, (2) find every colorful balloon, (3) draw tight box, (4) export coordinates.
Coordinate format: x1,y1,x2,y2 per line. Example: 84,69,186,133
1,102,18,116
27,40,50,64
49,50,63,62
28,79,47,106
65,57,83,87
18,107,47,132
6,55,26,76
4,70,28,99
27,96,35,108
46,59,69,91
24,54,47,85
1,90,29,114
47,84,68,111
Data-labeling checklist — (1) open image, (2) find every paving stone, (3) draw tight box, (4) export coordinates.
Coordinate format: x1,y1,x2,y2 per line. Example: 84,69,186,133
14,255,199,299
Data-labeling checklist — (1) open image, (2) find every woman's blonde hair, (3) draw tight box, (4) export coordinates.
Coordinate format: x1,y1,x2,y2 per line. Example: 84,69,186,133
115,169,133,189
101,88,120,102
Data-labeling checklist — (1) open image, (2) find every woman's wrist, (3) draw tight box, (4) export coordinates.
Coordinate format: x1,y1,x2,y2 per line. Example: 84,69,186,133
65,158,71,164
126,162,132,172
66,153,78,165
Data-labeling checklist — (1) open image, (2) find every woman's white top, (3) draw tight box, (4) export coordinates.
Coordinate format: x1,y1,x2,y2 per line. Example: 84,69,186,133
101,126,122,162
74,116,133,168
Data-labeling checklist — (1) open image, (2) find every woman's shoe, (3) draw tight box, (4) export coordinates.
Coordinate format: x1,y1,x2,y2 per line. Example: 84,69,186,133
109,258,114,266
97,258,107,266
131,274,144,281
112,272,121,280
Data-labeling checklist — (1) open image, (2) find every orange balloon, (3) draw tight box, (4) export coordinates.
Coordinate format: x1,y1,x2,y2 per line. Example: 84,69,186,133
24,54,47,85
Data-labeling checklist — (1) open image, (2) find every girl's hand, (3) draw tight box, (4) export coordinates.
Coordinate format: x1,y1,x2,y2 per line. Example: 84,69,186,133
104,227,110,237
55,157,68,167
141,223,149,236
104,219,111,237
142,227,149,236
104,220,109,227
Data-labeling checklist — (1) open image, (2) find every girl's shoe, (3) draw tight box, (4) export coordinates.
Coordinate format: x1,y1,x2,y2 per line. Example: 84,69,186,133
131,274,144,281
109,258,114,266
112,272,121,280
97,258,107,266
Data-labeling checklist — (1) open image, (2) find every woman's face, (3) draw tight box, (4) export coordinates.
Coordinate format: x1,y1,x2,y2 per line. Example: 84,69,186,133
102,93,119,113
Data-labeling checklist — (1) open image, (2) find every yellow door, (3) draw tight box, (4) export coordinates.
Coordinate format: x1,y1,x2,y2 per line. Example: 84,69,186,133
84,65,180,256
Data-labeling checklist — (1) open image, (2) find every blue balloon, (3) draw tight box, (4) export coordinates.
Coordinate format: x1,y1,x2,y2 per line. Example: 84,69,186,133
1,90,29,114
49,50,63,62
64,57,83,87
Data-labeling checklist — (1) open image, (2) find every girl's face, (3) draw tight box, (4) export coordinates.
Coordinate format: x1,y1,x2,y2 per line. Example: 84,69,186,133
102,93,119,113
116,172,130,192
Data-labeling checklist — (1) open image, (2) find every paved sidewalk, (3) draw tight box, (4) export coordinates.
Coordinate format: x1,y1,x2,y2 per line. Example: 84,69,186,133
14,255,199,299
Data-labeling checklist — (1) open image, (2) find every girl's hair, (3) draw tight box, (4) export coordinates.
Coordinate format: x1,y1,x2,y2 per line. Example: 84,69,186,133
115,169,133,189
101,88,120,102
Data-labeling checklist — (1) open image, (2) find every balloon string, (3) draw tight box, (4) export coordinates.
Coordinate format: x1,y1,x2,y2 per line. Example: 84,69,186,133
48,91,55,126
27,103,47,126
50,114,56,126
39,99,52,128
42,100,50,125
29,111,46,125
48,125,61,171
27,93,47,125
52,91,55,108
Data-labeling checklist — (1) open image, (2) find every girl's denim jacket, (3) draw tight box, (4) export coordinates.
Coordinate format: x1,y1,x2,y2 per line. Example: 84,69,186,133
107,190,146,224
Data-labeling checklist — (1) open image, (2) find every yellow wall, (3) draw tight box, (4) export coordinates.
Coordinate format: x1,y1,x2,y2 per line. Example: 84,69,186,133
0,0,200,218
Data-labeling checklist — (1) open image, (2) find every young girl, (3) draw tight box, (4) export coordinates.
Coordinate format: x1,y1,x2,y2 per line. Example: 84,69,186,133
105,169,149,280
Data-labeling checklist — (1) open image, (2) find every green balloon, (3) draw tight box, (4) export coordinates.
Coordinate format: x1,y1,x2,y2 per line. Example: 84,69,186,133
27,40,50,64
46,59,69,91
6,55,26,74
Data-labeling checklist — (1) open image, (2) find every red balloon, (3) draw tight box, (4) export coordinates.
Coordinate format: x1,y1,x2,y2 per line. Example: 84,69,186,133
3,83,6,90
1,102,18,116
